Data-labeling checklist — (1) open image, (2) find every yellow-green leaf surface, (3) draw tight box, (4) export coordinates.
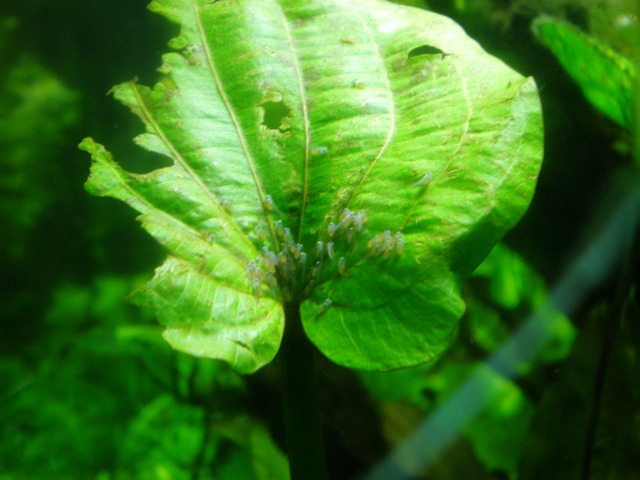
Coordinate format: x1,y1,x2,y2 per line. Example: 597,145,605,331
533,15,637,129
81,0,543,374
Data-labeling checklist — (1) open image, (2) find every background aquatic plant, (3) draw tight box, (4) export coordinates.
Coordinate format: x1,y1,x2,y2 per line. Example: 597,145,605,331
0,18,78,261
533,15,637,130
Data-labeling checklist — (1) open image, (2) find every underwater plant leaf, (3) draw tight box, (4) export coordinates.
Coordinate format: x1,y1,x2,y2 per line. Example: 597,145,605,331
118,394,288,480
471,244,576,363
455,365,535,478
0,17,79,261
81,0,542,373
533,15,637,129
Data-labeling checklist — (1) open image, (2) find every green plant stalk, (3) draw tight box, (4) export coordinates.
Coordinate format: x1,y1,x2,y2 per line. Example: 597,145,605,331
278,302,328,480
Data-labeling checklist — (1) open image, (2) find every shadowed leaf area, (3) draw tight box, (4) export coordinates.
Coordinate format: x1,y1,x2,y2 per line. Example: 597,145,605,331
80,0,543,374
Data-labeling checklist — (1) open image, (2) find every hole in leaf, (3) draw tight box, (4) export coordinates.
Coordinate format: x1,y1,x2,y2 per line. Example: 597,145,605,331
260,101,291,130
407,44,448,60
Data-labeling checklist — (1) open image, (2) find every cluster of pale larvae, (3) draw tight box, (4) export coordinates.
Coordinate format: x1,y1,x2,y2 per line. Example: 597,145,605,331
246,208,404,311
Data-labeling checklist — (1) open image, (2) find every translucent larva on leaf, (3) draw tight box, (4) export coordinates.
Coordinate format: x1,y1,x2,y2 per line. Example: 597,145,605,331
304,279,316,296
326,241,335,260
283,227,293,245
412,172,433,187
394,232,404,255
328,222,337,238
275,220,284,238
311,146,329,156
338,209,354,231
255,225,267,243
260,248,278,273
256,256,270,274
318,299,332,315
354,210,367,232
246,261,261,280
380,230,393,254
310,262,321,279
339,209,352,222
338,257,346,275
251,280,262,298
264,195,274,211
299,252,308,280
367,236,380,256
246,262,264,298
316,241,324,262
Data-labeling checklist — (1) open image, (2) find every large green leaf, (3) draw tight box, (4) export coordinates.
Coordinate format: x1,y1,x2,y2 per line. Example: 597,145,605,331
80,0,542,374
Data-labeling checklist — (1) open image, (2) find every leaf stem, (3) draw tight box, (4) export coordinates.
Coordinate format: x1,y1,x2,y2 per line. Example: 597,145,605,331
278,301,328,480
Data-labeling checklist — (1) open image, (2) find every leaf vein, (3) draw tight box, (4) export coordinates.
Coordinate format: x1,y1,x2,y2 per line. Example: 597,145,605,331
344,7,396,209
193,0,277,244
278,5,312,241
401,59,474,229
129,82,255,261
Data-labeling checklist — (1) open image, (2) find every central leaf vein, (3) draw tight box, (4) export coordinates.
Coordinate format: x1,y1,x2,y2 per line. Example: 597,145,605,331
344,7,396,210
277,4,312,242
193,0,277,245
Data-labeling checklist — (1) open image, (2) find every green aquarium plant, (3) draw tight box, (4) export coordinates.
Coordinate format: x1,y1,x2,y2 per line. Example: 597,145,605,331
0,17,78,261
80,0,543,477
533,15,637,130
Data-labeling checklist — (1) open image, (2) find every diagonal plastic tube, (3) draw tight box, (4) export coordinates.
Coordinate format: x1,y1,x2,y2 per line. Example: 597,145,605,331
363,174,640,480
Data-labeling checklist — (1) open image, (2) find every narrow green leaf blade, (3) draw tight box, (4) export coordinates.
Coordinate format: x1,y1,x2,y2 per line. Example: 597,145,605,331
533,15,637,129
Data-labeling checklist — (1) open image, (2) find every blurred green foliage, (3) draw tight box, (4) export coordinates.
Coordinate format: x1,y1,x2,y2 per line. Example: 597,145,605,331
0,17,78,260
533,15,636,130
0,275,287,479
360,245,575,479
